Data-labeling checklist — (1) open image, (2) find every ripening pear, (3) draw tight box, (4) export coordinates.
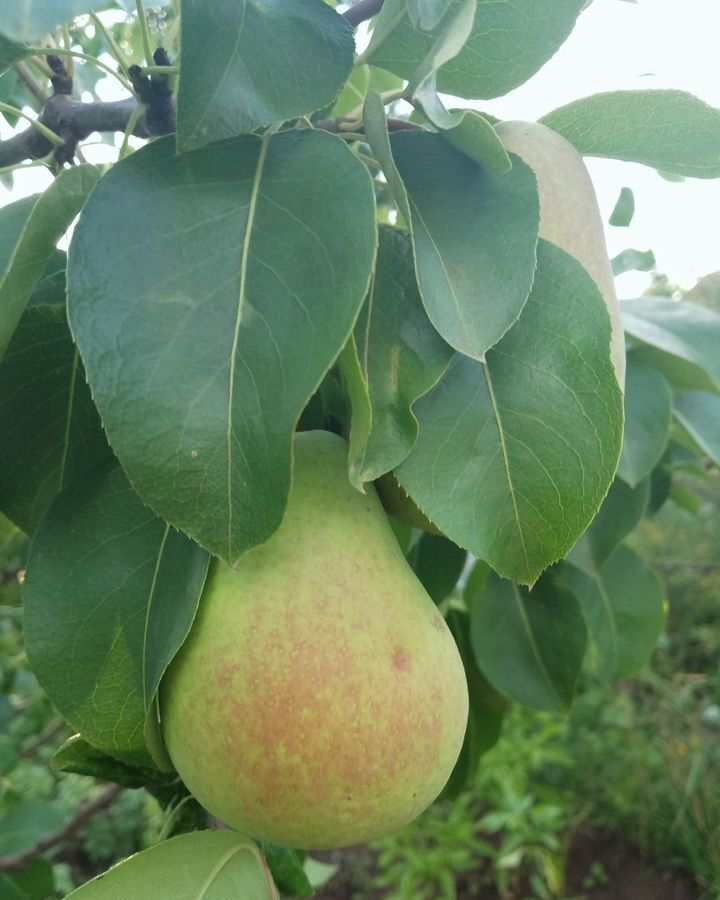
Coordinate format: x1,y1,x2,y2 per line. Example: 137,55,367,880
496,120,625,387
161,430,468,850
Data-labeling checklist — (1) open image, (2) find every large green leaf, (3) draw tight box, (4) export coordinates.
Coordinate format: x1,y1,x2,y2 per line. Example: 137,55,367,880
391,131,539,360
397,241,623,584
621,297,720,392
66,831,278,899
441,607,507,800
24,462,209,765
617,357,672,487
561,545,666,682
0,801,64,856
569,476,650,574
541,90,720,178
0,165,98,361
673,391,720,464
0,303,111,534
347,226,453,487
408,0,454,31
367,0,586,99
177,0,354,151
68,131,376,566
470,572,587,713
404,0,476,98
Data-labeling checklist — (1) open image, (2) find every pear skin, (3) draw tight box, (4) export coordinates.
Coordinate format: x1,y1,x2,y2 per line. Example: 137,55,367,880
161,430,468,850
496,120,625,387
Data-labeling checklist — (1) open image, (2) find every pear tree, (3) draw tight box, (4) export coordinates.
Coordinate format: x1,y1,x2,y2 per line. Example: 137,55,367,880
1,0,720,895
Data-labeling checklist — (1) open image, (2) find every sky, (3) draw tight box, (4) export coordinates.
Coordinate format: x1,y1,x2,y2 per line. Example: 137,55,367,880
1,0,718,295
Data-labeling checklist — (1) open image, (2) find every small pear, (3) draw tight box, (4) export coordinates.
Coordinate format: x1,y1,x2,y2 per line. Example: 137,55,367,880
496,120,625,387
161,430,468,850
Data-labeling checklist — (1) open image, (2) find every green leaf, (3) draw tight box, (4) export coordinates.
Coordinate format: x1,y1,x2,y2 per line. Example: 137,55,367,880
367,0,586,99
405,0,476,98
65,831,279,899
177,0,354,151
0,303,111,534
362,90,412,224
441,608,507,800
570,476,649,573
470,572,587,713
413,87,511,172
561,545,666,681
541,90,720,179
0,861,54,900
621,297,720,392
0,801,64,855
608,186,634,227
0,165,98,360
24,462,209,764
257,844,312,898
611,248,655,276
408,0,453,31
673,391,720,464
669,481,702,514
617,357,672,487
347,226,453,487
408,533,466,604
52,735,180,790
397,241,623,584
0,34,30,74
68,131,376,566
391,131,539,359
0,2,104,42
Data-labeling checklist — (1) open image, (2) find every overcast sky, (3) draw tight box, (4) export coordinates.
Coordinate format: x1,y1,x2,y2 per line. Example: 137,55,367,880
1,0,718,294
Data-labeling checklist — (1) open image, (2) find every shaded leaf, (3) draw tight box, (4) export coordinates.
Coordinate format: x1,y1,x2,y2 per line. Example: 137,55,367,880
53,735,180,790
0,34,29,74
68,132,376,565
673,391,720,464
177,0,354,150
0,165,99,360
0,303,111,534
0,2,104,42
391,131,539,359
0,801,64,855
405,0,476,98
441,608,507,799
65,831,278,899
348,226,453,487
561,545,665,681
570,476,650,573
621,297,720,392
257,844,312,898
397,241,623,584
617,357,672,487
471,572,587,712
332,64,370,118
541,90,720,178
608,186,634,227
368,0,586,100
408,533,466,604
0,860,54,900
24,462,209,765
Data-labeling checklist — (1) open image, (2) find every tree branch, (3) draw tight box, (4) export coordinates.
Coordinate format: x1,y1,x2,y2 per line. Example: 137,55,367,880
0,785,122,872
0,50,175,169
343,0,385,27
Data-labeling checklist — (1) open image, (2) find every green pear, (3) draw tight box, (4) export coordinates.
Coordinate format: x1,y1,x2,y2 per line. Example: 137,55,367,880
161,430,468,850
496,120,625,387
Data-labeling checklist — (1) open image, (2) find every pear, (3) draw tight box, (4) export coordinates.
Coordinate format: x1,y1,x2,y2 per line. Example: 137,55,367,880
161,430,468,850
496,120,625,387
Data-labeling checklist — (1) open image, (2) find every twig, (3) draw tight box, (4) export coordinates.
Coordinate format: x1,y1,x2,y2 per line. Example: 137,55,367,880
0,785,122,872
13,62,48,103
343,0,385,27
136,0,154,67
